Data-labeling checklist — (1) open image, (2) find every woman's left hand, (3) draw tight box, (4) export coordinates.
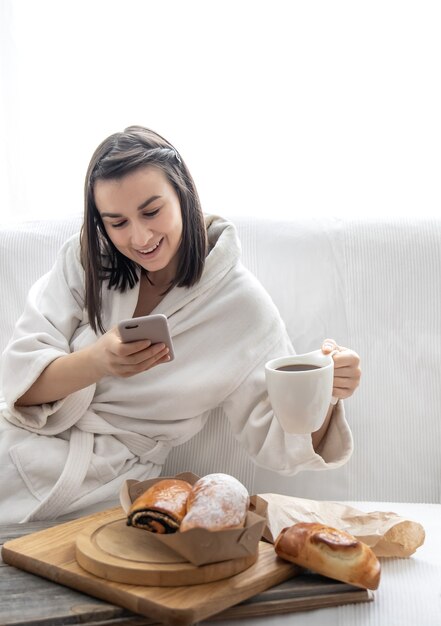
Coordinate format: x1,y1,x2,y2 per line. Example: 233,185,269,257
321,338,361,400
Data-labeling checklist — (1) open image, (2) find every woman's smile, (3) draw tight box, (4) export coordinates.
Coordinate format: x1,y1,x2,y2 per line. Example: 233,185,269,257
134,237,164,259
94,166,183,284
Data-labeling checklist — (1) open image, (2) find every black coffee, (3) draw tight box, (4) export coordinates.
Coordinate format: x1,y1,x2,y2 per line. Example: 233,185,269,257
276,364,321,372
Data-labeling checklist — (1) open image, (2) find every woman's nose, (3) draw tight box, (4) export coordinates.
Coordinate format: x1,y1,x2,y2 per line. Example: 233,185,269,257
130,223,154,247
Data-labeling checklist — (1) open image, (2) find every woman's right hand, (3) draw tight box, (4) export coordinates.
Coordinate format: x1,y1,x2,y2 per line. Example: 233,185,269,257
16,326,171,407
90,326,171,379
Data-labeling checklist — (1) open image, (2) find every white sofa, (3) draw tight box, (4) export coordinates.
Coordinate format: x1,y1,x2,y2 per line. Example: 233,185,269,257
1,214,440,505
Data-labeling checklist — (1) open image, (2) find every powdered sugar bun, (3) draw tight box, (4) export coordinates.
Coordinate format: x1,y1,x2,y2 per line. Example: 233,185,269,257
180,473,250,532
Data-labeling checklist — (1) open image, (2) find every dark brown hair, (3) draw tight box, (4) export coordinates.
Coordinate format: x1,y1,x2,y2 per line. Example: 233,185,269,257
80,126,207,334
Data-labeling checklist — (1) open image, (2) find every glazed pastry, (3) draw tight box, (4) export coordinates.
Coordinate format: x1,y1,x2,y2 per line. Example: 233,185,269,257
127,478,192,533
180,473,249,532
274,522,381,590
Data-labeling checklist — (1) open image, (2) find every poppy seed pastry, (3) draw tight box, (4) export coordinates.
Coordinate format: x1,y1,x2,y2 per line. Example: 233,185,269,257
274,522,381,590
180,473,250,532
127,478,193,533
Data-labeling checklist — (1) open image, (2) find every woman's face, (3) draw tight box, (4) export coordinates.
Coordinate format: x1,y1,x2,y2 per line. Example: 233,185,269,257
94,166,183,283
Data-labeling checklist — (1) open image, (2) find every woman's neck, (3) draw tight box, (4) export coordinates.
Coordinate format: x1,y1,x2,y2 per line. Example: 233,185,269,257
133,273,163,316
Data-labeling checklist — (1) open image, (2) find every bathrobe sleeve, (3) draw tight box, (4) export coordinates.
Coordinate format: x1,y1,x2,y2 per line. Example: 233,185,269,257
220,267,353,476
222,338,353,475
1,235,87,427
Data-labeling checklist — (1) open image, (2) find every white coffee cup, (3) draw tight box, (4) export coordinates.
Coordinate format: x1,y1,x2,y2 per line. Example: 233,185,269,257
265,349,335,434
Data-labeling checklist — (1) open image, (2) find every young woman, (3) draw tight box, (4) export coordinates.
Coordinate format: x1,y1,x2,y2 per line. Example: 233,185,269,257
0,126,360,523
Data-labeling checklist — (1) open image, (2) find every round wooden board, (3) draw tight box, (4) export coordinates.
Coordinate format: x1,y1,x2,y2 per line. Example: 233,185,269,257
75,514,257,586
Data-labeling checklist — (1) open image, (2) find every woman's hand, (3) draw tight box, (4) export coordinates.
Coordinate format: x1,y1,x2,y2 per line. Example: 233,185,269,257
90,326,171,379
321,338,361,400
16,327,170,407
311,339,360,450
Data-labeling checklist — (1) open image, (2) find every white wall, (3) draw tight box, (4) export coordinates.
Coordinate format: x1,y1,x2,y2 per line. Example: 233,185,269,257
1,0,440,223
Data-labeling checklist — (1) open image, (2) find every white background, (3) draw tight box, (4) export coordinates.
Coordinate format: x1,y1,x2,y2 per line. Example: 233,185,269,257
0,0,440,223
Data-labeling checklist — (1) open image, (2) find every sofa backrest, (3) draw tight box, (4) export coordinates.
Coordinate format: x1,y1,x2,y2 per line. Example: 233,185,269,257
1,215,440,503
0,216,83,356
235,217,441,504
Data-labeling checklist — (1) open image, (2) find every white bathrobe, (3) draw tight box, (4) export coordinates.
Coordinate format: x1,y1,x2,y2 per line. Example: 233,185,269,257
0,215,353,522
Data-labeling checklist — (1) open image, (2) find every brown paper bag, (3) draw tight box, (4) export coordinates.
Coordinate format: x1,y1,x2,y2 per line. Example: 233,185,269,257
255,493,425,557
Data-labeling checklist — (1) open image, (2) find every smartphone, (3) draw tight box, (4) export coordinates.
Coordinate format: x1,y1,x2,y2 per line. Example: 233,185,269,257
117,314,175,361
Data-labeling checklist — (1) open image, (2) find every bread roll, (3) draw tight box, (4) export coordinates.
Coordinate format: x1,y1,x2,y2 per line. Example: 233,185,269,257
180,473,249,532
127,478,192,533
274,522,381,590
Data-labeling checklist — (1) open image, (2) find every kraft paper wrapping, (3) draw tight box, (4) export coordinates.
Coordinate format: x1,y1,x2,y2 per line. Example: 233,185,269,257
120,473,267,566
255,494,425,557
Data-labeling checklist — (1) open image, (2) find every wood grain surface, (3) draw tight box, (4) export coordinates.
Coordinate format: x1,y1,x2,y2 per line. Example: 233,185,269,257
1,508,373,626
75,514,258,585
2,507,298,625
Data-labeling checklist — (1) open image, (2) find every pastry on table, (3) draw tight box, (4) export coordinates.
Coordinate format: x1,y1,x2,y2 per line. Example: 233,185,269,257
180,472,250,532
127,478,192,533
274,522,381,590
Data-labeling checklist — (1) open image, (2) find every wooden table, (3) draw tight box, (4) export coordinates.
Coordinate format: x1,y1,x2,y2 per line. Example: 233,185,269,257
1,517,145,625
1,502,440,626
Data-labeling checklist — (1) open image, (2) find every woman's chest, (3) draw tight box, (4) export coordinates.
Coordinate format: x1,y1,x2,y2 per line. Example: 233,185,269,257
133,273,168,316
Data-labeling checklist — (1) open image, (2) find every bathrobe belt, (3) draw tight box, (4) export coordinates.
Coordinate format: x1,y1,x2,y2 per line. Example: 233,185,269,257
21,419,172,523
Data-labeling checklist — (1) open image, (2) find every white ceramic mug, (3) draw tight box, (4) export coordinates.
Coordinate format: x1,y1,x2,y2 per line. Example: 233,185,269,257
265,349,336,434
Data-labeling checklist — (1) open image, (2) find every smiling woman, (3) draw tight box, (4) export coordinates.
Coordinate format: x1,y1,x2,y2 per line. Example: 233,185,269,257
94,169,186,319
0,123,362,524
94,169,184,289
82,127,207,333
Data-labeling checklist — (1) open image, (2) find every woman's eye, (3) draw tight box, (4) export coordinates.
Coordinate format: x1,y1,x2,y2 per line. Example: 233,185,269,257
111,220,127,229
144,208,160,218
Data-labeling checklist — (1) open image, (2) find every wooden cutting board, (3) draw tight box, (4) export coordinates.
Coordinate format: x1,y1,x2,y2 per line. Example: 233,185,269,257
2,506,298,625
75,512,258,585
2,506,373,626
